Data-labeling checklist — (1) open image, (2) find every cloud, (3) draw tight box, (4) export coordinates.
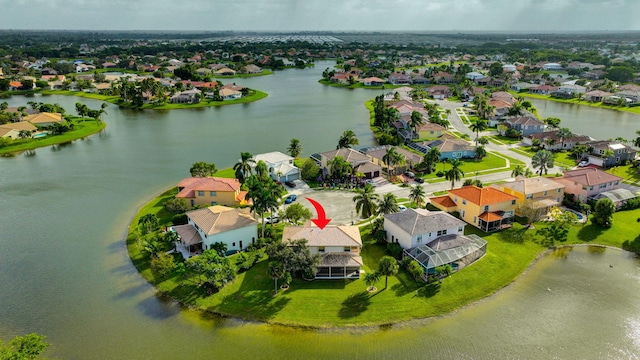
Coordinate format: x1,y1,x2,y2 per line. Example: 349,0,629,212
0,0,638,31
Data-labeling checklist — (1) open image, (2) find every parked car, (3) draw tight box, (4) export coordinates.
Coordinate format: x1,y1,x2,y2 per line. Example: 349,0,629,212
285,181,296,188
284,194,297,204
264,215,279,224
578,160,589,167
365,179,377,187
404,171,415,178
398,205,407,212
415,177,424,183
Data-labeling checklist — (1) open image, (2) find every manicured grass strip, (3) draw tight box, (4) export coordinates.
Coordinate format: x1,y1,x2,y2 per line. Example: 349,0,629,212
213,70,273,78
0,118,105,155
319,79,402,90
518,92,640,115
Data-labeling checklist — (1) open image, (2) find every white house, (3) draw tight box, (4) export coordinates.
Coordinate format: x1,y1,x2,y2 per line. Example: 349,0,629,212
173,205,258,258
465,71,486,81
383,208,466,249
558,84,586,94
543,63,563,70
384,208,487,273
252,151,300,182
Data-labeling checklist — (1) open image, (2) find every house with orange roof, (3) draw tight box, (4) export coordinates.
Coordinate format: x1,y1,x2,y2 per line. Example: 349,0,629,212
173,205,258,258
430,185,517,232
283,223,362,279
176,177,249,208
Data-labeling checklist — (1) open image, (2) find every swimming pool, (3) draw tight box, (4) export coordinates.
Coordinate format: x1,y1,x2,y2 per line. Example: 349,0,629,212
33,132,47,138
564,208,584,221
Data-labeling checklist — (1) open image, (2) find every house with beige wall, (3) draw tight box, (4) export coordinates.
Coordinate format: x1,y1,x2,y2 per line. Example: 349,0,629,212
283,223,362,279
176,177,249,208
552,168,622,202
492,177,565,220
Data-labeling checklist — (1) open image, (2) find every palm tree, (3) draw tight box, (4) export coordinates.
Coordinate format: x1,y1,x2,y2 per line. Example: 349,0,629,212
233,152,255,183
420,147,441,174
337,130,359,149
378,256,399,289
382,147,404,179
409,111,424,134
267,261,286,295
328,156,352,183
572,144,589,162
634,130,640,148
377,193,399,214
287,138,302,158
532,149,554,175
353,183,379,224
255,160,269,180
445,158,464,189
470,119,488,148
409,184,426,208
511,164,525,178
557,127,573,150
364,271,381,292
138,213,158,234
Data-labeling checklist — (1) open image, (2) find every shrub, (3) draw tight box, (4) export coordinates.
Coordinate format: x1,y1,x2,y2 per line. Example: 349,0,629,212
435,171,445,177
165,198,189,214
171,214,188,225
386,242,403,259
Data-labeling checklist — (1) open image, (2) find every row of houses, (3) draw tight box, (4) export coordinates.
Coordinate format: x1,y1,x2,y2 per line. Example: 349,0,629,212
0,112,65,139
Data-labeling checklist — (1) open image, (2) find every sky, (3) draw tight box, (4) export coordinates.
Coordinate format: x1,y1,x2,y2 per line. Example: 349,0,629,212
1,0,639,32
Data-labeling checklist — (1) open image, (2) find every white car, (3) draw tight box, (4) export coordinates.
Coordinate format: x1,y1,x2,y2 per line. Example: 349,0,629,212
398,205,408,212
578,160,589,167
264,215,279,224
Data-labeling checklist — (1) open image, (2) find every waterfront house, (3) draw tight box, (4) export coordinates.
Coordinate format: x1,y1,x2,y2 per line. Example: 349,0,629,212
585,90,613,102
430,186,517,232
24,112,64,127
252,151,300,182
0,121,38,139
502,116,545,137
362,77,385,86
529,85,558,95
522,130,592,151
582,140,637,168
214,68,236,76
176,177,249,208
219,88,242,100
173,205,257,258
552,168,622,202
318,148,382,179
492,177,565,221
170,89,201,104
388,73,412,85
384,208,487,273
283,223,363,279
360,145,423,173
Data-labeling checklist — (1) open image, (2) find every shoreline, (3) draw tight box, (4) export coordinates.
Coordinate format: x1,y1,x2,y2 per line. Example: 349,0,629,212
0,120,106,155
124,185,627,329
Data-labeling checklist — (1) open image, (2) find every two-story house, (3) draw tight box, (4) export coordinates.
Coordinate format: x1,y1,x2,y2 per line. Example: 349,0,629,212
492,177,565,221
384,208,487,273
552,168,622,202
430,186,517,232
319,148,382,179
253,151,300,182
173,205,258,258
282,224,363,279
409,135,476,160
361,145,423,174
176,177,249,208
502,116,546,137
583,141,637,168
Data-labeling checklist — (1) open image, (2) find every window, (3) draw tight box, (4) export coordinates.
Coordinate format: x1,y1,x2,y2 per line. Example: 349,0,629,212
484,205,489,212
614,181,619,185
599,183,606,189
197,191,204,196
461,210,465,218
511,200,516,205
462,199,467,205
526,194,533,199
209,191,217,196
417,234,422,243
543,191,548,196
454,196,458,202
557,188,561,193
232,242,235,247
589,186,593,191
473,216,477,223
344,247,350,252
210,201,217,205
458,226,463,232
437,229,447,236
319,246,325,253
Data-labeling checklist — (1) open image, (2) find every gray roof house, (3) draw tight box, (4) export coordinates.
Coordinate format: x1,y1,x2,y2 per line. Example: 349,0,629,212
502,116,545,137
384,209,487,273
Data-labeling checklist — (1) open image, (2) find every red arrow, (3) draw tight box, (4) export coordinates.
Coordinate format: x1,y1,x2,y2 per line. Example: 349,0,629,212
305,197,331,230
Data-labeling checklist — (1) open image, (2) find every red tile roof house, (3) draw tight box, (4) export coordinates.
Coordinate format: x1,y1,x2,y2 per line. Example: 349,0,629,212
176,177,250,208
552,168,623,202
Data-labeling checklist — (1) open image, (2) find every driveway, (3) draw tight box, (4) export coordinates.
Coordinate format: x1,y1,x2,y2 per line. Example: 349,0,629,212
284,186,361,226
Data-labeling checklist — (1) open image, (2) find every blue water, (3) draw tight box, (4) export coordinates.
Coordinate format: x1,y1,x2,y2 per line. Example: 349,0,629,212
566,208,584,220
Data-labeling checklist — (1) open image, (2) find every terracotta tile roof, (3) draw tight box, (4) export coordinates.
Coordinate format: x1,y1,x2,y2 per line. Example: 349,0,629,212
282,224,362,248
176,177,240,198
556,168,622,186
448,186,517,206
479,211,503,222
430,195,457,208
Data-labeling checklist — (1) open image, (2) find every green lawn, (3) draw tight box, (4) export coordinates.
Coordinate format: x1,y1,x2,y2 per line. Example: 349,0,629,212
127,185,640,327
319,79,401,90
0,118,105,155
607,164,640,185
513,147,577,168
213,70,273,78
487,135,522,145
